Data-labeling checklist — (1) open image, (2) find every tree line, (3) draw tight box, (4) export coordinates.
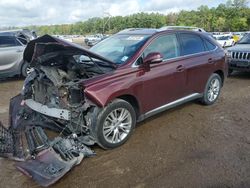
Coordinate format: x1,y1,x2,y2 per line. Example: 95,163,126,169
26,0,250,35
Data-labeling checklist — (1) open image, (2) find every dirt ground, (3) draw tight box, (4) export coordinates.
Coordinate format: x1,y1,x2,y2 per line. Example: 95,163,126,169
0,72,249,188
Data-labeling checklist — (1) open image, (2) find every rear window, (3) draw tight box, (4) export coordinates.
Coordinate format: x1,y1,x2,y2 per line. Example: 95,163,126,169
180,33,205,55
17,34,28,45
0,36,20,47
204,39,217,51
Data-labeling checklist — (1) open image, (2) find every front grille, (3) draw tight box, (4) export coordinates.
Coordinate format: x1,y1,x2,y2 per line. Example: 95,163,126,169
231,51,250,60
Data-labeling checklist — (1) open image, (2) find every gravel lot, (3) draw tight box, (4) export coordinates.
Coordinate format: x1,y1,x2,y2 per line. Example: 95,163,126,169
0,72,249,188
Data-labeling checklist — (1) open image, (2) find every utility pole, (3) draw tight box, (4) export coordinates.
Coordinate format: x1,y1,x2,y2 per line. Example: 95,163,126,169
102,12,111,34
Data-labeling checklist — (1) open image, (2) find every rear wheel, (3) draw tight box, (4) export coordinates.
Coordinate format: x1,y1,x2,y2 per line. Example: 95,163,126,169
21,61,33,77
201,73,222,105
93,99,136,149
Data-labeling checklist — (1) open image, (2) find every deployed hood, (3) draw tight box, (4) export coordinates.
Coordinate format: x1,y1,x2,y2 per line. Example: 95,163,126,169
23,34,117,68
227,44,250,52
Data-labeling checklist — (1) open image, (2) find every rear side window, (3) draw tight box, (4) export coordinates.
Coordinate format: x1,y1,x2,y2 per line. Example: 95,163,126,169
0,36,19,47
204,39,217,51
144,34,180,60
180,33,205,55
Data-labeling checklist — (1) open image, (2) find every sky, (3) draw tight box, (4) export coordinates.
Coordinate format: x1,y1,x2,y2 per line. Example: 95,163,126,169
0,0,227,27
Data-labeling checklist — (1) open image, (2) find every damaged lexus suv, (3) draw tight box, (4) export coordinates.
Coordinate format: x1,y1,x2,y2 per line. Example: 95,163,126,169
0,28,227,186
22,29,227,149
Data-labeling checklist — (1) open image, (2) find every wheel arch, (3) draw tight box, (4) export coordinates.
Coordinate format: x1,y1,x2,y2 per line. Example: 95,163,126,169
116,94,140,119
214,70,225,86
17,59,25,75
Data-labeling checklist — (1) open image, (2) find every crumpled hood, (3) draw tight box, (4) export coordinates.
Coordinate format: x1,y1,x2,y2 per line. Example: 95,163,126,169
227,44,250,52
23,34,117,68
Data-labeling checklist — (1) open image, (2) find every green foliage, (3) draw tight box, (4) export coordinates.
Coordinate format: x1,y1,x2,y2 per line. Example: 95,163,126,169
26,0,250,35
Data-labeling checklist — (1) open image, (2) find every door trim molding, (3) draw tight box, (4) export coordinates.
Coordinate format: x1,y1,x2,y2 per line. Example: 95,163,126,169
138,93,202,121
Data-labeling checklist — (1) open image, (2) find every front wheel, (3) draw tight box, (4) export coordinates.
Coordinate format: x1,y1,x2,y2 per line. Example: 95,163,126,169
201,73,222,105
228,68,234,76
93,99,136,149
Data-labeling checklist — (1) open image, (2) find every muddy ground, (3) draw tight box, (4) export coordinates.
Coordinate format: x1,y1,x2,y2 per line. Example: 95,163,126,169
0,72,249,188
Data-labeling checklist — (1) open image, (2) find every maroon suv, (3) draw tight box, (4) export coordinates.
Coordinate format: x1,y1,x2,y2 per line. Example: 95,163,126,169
21,28,226,149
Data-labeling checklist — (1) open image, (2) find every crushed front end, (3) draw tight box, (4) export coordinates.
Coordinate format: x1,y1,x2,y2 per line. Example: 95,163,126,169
0,35,116,187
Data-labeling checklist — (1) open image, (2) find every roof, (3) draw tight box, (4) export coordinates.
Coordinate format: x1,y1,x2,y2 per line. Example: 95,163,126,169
0,29,37,39
118,28,159,35
117,26,207,36
159,26,206,32
0,31,17,36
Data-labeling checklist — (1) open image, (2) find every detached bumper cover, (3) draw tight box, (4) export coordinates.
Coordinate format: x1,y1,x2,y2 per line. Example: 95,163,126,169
16,148,80,187
0,94,95,187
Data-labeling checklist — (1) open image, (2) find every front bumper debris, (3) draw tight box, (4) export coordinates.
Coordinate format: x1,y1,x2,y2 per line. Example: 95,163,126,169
25,99,71,120
0,122,14,158
0,94,95,187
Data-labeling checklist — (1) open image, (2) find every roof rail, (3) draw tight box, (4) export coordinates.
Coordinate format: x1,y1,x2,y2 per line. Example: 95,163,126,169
159,26,206,33
118,28,153,32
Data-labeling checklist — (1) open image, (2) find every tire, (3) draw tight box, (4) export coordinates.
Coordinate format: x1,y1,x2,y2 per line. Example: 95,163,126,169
200,73,222,105
228,68,233,76
21,61,33,77
92,99,136,149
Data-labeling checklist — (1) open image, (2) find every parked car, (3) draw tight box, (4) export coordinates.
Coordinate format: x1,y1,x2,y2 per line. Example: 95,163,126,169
233,32,245,41
20,28,226,150
0,29,36,78
84,34,108,47
214,34,235,48
227,33,250,75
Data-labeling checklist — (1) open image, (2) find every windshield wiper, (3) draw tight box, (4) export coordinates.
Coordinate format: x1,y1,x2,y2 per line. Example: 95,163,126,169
87,55,105,74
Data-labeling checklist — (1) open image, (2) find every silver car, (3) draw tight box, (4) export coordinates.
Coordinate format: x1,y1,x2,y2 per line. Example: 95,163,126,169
0,30,36,78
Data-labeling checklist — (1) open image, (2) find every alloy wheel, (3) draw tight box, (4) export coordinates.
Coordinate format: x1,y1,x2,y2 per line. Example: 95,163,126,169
103,108,132,144
207,78,220,102
26,66,34,75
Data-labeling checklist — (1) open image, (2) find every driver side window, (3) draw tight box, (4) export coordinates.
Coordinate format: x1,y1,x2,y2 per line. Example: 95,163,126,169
143,34,180,60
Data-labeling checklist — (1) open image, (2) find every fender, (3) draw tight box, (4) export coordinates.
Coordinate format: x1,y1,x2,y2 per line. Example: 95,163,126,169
84,74,144,110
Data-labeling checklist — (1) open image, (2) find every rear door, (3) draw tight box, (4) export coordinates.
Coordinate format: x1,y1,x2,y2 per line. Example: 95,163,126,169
178,32,214,94
139,33,187,113
0,35,24,73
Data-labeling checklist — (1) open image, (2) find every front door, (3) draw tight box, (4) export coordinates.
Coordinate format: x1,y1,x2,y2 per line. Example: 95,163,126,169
139,33,187,114
0,35,23,73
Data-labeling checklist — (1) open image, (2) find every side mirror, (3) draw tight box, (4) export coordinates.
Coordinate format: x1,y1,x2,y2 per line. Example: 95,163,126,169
143,52,163,65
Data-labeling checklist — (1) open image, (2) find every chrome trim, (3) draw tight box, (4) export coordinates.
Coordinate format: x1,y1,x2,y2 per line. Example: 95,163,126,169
143,93,202,119
231,51,250,61
25,99,70,120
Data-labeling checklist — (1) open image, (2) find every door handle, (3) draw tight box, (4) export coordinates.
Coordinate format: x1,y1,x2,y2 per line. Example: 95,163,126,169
176,65,185,72
208,58,214,64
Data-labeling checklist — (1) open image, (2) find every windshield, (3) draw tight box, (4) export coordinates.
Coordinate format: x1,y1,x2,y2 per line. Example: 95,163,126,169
237,34,250,44
90,34,149,64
